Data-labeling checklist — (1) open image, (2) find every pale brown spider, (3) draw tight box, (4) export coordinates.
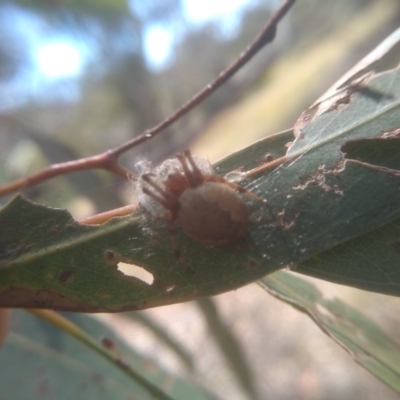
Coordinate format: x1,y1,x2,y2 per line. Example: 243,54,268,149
141,150,266,269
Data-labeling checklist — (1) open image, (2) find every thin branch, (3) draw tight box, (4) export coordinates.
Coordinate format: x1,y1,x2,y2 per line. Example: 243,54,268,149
112,0,295,157
0,150,131,197
0,0,295,198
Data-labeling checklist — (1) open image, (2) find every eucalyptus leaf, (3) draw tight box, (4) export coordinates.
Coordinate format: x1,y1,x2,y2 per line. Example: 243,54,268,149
0,310,215,400
259,271,400,393
294,214,400,295
196,298,259,400
1,43,400,311
121,311,194,372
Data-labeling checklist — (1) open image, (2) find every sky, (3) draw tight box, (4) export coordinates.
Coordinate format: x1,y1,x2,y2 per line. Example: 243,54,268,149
34,0,253,78
0,0,259,109
35,42,84,78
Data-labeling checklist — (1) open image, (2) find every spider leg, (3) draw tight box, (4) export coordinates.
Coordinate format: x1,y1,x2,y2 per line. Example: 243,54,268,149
177,150,203,187
183,149,204,179
142,173,177,206
142,186,170,209
141,174,166,196
234,184,269,207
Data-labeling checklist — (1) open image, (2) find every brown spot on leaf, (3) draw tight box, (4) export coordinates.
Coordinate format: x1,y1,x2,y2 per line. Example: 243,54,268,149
292,164,344,195
104,249,120,266
247,258,258,269
59,269,73,283
380,127,400,139
120,304,140,311
37,378,49,395
261,153,274,163
0,287,103,311
294,110,313,135
105,250,116,261
390,241,400,256
50,225,60,235
101,337,117,351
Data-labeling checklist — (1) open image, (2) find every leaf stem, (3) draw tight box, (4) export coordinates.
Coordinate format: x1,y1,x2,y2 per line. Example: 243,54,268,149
79,204,138,225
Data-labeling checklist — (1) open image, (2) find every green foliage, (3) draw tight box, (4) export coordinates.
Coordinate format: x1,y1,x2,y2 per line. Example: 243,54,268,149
260,271,400,393
1,64,400,311
0,310,214,400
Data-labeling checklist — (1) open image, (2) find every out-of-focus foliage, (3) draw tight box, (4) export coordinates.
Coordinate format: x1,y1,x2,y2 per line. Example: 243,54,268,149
260,271,400,394
0,310,216,400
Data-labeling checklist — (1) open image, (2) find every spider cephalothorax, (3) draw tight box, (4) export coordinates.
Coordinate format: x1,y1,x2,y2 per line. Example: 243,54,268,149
141,150,265,265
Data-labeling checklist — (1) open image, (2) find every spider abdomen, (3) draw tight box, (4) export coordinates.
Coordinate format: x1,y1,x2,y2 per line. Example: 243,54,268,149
177,182,249,246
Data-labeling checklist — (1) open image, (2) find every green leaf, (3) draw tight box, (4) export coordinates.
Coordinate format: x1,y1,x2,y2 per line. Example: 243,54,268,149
0,310,215,400
0,191,282,311
196,298,260,400
121,311,194,372
294,215,400,295
244,65,400,294
1,41,400,311
0,130,296,311
259,271,400,393
259,68,400,266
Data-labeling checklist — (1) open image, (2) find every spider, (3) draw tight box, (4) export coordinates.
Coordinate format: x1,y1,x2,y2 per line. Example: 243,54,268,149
141,149,267,269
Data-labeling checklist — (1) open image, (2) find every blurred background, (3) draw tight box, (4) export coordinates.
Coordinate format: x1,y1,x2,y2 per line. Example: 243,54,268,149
1,0,400,216
1,0,400,399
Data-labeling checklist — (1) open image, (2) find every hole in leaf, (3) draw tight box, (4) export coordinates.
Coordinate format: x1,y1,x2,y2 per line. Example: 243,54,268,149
342,138,400,170
117,262,154,285
165,284,176,292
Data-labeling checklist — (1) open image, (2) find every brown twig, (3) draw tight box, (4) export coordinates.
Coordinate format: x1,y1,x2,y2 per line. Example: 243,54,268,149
0,0,295,198
111,0,295,157
0,150,131,197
